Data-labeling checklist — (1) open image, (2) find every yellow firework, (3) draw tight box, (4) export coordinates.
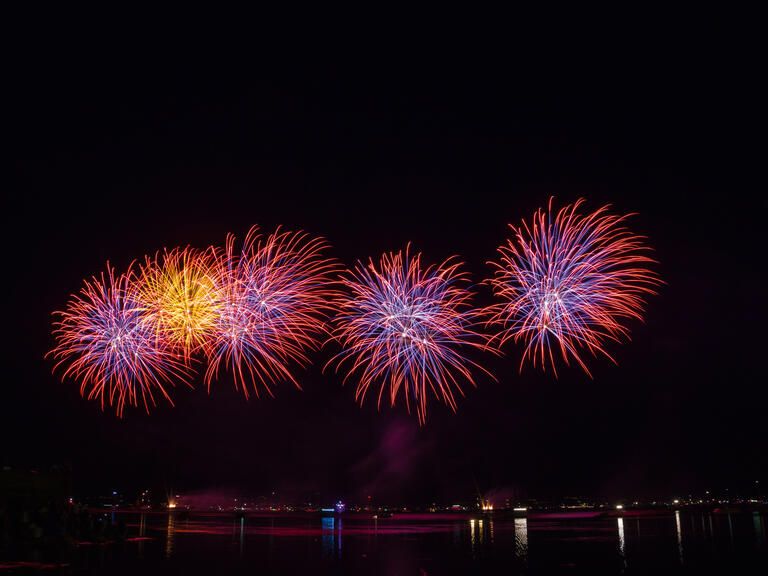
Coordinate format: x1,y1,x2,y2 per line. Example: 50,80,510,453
137,247,222,356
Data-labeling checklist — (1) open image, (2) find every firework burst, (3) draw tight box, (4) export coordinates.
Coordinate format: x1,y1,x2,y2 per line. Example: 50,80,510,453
48,263,192,416
203,227,339,398
486,198,660,376
328,246,492,424
136,246,222,358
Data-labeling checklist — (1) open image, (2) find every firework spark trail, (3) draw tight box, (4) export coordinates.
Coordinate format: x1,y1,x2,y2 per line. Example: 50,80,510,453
136,247,222,359
486,198,660,376
48,263,192,416
203,226,339,398
328,246,492,424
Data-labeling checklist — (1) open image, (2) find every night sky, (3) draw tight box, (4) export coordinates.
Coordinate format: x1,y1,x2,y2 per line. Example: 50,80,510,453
7,27,766,505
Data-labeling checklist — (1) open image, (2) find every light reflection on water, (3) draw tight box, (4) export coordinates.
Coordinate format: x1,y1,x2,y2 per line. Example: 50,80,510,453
320,516,343,558
165,512,175,558
469,517,491,557
138,512,146,558
239,517,245,557
321,516,334,558
675,510,683,564
728,513,734,547
514,517,528,566
617,517,626,571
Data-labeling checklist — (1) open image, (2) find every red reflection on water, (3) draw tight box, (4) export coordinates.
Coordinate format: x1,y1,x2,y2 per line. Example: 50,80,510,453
242,525,455,536
155,522,456,537
389,513,474,521
529,512,604,520
131,515,463,538
0,561,69,570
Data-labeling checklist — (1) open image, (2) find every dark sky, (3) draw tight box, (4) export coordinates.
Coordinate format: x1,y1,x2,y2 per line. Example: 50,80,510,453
6,24,766,504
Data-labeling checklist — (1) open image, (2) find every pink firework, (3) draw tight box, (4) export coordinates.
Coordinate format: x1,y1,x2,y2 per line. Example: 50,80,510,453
486,198,660,376
48,263,192,416
203,226,339,398
328,246,492,424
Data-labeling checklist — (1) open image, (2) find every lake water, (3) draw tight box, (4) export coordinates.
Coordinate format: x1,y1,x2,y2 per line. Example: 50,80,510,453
3,510,766,574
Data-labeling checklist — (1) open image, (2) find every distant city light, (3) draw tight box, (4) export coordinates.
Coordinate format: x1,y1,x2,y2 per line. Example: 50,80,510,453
615,504,624,510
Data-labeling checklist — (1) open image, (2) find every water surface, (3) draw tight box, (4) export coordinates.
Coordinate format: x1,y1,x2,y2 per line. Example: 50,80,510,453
3,510,766,574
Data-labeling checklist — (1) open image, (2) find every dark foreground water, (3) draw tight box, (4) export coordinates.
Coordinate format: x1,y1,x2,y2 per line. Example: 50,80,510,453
2,510,766,574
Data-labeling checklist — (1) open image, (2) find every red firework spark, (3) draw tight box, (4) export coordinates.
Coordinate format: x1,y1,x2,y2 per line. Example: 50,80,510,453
327,245,493,424
48,263,192,416
203,226,339,398
486,198,660,376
